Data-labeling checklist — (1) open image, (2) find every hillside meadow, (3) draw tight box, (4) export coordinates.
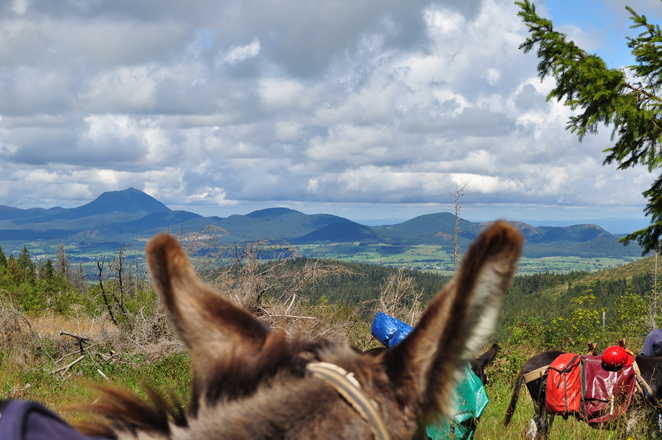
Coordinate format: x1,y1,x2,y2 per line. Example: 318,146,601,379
0,244,658,439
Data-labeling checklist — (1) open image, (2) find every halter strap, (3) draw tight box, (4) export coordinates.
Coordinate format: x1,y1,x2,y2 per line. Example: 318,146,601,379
306,362,390,440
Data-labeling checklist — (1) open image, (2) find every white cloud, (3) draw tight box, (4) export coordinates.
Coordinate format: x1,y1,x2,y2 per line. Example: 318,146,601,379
11,0,28,16
258,77,308,110
81,66,158,111
306,125,394,162
274,121,302,141
0,0,656,221
222,38,261,64
484,68,501,85
424,7,465,35
187,186,236,205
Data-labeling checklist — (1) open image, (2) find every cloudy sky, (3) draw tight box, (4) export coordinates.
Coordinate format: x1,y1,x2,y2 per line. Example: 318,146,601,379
0,0,660,232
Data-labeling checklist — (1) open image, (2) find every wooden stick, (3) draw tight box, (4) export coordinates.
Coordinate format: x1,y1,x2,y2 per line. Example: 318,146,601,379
50,355,85,375
59,331,92,354
268,314,317,320
59,331,91,341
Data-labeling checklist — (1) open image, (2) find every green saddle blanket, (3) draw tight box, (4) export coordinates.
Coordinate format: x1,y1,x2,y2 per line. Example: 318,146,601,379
425,364,489,440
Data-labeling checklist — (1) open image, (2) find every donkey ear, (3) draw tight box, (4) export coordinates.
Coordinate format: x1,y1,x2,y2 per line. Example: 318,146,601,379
384,221,522,419
475,343,500,369
146,234,269,379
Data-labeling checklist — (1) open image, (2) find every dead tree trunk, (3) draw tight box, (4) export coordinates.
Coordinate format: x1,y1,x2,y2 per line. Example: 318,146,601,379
110,248,129,323
116,247,126,309
96,258,118,326
452,185,466,269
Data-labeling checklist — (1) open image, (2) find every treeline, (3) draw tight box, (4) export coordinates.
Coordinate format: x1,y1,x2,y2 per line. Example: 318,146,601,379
1,244,654,352
292,259,450,307
0,245,591,326
500,272,655,350
246,258,594,326
0,245,88,314
277,260,654,351
0,245,154,324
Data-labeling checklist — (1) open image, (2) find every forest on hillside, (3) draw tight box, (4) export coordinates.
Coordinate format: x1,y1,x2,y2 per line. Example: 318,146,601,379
1,243,656,351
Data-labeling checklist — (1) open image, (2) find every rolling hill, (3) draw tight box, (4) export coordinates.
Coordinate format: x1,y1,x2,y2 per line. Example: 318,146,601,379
0,188,644,258
373,212,481,244
292,219,380,243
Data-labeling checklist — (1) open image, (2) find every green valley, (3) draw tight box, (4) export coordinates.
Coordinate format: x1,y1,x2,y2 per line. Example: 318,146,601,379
0,188,646,275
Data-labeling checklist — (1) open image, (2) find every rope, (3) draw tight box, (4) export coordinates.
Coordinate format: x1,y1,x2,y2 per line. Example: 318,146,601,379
306,362,390,440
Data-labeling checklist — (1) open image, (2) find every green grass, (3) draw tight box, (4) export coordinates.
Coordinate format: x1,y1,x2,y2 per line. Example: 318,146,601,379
1,338,649,440
2,357,638,438
476,380,624,440
1,352,191,423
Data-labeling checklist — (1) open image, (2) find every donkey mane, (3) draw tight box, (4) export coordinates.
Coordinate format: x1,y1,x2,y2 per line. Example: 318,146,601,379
79,385,188,438
77,221,522,440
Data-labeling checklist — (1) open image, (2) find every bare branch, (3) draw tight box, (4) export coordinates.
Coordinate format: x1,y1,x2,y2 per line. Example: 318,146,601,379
267,314,317,320
452,184,467,269
96,257,118,326
50,355,85,375
625,81,662,103
59,331,91,355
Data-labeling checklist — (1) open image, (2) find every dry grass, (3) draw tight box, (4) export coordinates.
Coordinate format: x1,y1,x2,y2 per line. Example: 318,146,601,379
0,297,38,368
24,307,182,356
29,312,119,340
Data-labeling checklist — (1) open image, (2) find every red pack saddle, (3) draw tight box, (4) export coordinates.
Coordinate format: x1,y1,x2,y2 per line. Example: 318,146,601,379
581,355,636,424
544,353,637,424
545,353,581,414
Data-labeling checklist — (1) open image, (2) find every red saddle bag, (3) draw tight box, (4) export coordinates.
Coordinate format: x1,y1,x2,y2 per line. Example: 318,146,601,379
545,353,582,415
580,355,637,425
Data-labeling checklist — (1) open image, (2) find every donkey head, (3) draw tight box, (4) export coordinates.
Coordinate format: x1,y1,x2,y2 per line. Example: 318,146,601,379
84,221,522,439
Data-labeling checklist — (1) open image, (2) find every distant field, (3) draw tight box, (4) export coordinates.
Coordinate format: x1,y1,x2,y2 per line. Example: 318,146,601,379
1,239,641,275
291,242,639,274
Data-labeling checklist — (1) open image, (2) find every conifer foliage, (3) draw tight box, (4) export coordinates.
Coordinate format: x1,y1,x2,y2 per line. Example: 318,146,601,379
517,0,662,253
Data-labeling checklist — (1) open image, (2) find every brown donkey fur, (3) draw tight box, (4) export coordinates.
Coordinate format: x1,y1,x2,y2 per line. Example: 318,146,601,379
80,221,522,440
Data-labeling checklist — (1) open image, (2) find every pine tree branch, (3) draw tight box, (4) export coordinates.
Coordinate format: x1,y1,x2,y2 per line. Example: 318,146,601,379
517,0,662,254
624,82,662,103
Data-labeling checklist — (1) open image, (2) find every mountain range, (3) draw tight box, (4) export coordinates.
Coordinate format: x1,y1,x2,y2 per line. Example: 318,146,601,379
0,188,643,258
